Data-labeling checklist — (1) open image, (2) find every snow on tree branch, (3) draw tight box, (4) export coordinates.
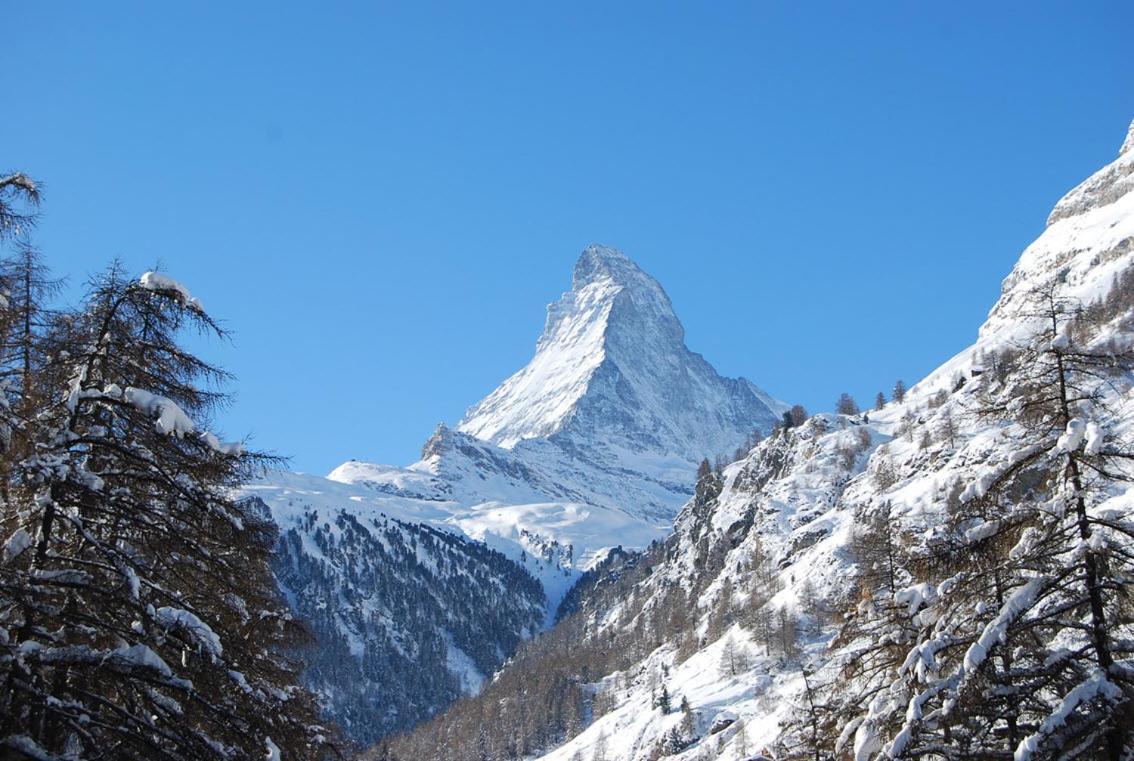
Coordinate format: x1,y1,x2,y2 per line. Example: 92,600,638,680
139,271,204,311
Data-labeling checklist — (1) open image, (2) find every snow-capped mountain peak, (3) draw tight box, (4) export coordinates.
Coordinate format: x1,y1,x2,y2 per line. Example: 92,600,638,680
569,243,679,334
459,244,784,462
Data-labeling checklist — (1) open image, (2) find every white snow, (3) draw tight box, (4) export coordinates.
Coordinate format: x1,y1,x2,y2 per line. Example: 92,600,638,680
124,387,196,438
962,577,1044,675
443,634,485,695
895,583,936,616
2,528,33,563
853,721,882,761
1013,670,1121,760
139,271,204,311
459,267,619,448
153,607,223,658
123,386,242,455
200,431,245,456
1054,418,1086,453
1083,420,1104,455
114,643,173,677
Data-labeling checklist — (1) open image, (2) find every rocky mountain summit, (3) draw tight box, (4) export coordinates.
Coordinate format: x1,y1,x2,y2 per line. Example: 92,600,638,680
460,245,784,470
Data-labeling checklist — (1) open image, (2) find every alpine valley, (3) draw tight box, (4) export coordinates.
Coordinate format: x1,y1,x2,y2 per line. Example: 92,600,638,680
4,119,1132,761
5,5,1134,760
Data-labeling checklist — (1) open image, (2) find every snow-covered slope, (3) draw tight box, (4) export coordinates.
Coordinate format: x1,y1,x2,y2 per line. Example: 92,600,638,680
252,246,787,743
524,414,887,761
386,118,1134,761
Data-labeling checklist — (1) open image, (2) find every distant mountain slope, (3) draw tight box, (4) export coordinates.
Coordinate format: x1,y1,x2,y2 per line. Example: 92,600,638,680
245,491,544,744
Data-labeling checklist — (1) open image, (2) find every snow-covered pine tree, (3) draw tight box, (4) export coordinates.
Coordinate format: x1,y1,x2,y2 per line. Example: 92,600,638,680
871,487,1038,759
986,285,1134,759
0,243,63,429
0,243,63,513
0,266,332,758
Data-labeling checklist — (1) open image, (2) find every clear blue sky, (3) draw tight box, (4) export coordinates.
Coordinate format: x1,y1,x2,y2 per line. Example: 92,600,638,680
5,2,1132,474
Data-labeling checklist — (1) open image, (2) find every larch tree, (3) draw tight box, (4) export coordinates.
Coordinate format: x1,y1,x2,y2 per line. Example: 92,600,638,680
0,173,39,241
0,266,333,759
837,393,860,416
789,404,808,428
867,284,1134,760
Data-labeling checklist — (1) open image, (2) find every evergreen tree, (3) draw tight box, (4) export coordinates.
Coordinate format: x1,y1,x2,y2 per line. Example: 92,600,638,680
836,392,860,416
789,404,808,427
875,391,886,410
892,379,906,403
657,683,671,713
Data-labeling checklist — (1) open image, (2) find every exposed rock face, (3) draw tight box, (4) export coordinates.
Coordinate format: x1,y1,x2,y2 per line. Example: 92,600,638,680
1045,119,1134,228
